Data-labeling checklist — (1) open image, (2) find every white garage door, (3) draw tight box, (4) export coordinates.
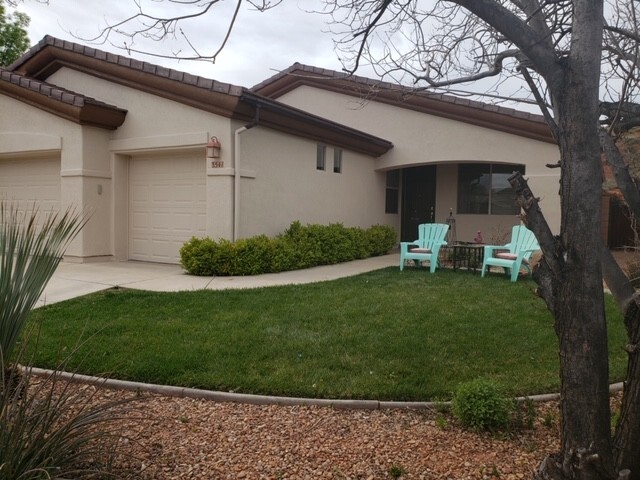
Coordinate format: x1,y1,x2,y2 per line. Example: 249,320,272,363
129,153,206,264
0,156,61,213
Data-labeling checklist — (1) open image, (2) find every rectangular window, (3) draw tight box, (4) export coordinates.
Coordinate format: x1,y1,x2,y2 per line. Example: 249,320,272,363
385,170,400,214
316,144,326,171
333,148,343,173
457,163,524,215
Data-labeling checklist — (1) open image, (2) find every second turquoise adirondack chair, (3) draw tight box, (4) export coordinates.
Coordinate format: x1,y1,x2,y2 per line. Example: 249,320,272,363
481,225,540,282
399,223,449,273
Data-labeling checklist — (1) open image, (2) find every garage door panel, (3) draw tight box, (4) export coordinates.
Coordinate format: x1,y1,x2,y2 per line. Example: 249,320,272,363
129,154,206,264
131,185,151,202
131,213,151,229
173,186,198,202
170,214,198,231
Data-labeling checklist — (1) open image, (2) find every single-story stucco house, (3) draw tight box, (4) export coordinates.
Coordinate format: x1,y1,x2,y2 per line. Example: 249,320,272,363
0,35,561,265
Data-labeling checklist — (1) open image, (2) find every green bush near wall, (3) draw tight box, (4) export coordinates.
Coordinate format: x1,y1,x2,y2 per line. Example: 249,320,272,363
180,221,397,276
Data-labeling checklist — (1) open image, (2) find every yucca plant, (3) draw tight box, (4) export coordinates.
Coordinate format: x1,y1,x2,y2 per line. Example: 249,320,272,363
1,353,134,479
0,203,139,478
0,203,86,368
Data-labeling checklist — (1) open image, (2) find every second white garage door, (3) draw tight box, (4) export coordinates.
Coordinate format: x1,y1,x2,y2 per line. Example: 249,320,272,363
129,153,206,264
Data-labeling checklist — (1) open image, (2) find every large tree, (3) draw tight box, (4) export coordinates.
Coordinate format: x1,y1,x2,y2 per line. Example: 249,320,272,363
0,0,29,66
83,1,640,479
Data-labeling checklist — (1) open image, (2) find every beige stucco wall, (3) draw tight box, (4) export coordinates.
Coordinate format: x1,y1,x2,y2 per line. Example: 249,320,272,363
275,86,561,238
236,126,396,239
41,68,396,259
0,93,115,258
48,68,230,147
0,95,71,151
5,65,558,261
48,67,235,259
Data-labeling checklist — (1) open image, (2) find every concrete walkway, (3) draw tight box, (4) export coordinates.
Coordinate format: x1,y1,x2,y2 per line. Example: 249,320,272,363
38,253,400,307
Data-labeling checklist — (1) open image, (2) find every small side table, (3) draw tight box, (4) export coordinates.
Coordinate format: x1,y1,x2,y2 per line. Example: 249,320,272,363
441,243,485,273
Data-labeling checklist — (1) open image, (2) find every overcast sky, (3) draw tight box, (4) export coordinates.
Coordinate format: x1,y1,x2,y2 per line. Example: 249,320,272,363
9,0,352,88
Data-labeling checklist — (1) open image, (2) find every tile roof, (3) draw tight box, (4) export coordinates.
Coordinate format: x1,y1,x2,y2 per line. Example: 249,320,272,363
0,67,127,129
5,37,392,156
9,35,245,97
1,67,124,110
252,63,554,143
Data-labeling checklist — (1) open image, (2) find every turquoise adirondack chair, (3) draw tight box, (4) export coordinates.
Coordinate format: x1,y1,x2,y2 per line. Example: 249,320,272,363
481,225,540,282
399,223,449,273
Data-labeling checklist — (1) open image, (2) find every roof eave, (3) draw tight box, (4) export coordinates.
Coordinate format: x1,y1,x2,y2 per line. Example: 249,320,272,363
15,45,244,118
10,38,394,154
239,92,393,157
253,67,555,144
0,80,127,130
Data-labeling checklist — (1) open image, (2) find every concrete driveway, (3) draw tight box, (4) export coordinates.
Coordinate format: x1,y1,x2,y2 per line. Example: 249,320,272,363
38,253,400,307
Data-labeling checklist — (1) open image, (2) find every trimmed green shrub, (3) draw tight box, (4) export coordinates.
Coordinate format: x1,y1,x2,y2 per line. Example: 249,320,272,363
233,235,276,275
276,221,321,269
180,221,397,276
179,237,236,276
304,223,358,264
451,379,513,432
179,237,217,276
348,227,370,259
367,224,398,256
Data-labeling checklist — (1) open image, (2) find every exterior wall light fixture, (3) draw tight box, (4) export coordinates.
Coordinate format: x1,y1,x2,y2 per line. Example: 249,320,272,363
207,136,223,167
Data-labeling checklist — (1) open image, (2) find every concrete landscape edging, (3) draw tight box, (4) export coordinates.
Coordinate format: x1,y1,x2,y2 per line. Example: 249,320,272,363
25,367,625,410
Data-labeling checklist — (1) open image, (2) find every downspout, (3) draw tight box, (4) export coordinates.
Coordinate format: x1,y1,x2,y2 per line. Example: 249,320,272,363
233,106,260,241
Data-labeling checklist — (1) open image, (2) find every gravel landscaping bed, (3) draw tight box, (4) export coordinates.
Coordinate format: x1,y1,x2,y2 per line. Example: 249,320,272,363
82,386,567,480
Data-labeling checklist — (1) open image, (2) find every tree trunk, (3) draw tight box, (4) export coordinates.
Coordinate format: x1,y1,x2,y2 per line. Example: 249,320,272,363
528,1,617,477
512,161,615,480
552,124,616,480
513,170,640,480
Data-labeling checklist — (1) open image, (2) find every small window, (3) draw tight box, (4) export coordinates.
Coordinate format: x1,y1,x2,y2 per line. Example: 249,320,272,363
316,144,326,171
385,170,400,214
333,149,343,173
457,163,524,215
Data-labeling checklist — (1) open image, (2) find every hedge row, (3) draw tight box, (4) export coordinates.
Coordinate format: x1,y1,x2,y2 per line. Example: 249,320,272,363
180,221,397,276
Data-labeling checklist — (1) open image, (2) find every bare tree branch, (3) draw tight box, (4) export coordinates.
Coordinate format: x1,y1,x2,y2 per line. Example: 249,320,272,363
519,65,559,139
73,0,282,63
412,48,519,87
449,0,563,88
343,0,392,74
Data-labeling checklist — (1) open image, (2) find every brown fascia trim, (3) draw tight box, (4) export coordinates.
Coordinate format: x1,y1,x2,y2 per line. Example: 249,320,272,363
239,92,393,157
254,69,555,144
12,41,392,156
14,46,244,119
0,74,127,129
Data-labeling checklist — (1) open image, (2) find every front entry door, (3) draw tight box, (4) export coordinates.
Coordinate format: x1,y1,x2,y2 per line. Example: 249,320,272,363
401,166,437,241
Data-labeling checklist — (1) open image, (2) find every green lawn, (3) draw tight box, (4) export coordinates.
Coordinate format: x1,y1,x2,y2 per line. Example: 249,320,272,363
25,268,628,401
